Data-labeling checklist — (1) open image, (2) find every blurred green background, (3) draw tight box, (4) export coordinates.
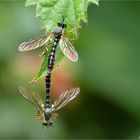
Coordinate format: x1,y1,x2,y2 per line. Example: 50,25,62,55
0,1,140,139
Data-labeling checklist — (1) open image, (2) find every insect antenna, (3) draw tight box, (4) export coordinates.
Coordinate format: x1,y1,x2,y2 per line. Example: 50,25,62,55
62,14,67,22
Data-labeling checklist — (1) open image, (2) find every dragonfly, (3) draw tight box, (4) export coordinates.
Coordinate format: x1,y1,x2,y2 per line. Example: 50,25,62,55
18,16,79,63
19,86,80,127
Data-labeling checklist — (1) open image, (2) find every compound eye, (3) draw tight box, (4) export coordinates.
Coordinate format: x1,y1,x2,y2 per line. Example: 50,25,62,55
57,23,61,26
49,122,53,126
43,122,47,126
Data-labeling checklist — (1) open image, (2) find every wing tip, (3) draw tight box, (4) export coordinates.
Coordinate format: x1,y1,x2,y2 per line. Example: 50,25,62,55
75,87,80,95
18,86,27,94
71,53,79,62
77,87,80,92
18,85,23,91
18,47,22,52
18,42,26,52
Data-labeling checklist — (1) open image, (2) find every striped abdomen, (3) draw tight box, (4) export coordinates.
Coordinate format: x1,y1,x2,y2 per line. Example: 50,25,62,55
45,71,51,108
45,34,62,109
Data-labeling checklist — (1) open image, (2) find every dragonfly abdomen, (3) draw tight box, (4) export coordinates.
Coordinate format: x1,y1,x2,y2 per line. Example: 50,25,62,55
48,34,62,70
45,35,62,110
45,72,51,108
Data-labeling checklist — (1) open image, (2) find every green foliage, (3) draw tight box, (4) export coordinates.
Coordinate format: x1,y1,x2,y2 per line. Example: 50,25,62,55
26,0,99,33
25,0,99,82
30,48,51,83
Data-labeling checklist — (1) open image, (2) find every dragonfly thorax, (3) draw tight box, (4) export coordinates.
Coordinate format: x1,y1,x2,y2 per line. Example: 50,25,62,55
45,108,52,116
54,20,67,35
54,26,63,35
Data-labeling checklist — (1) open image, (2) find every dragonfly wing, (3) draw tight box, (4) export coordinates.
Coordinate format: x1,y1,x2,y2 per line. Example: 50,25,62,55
18,34,52,52
52,87,80,112
19,86,45,112
59,37,78,62
49,113,58,122
35,111,45,123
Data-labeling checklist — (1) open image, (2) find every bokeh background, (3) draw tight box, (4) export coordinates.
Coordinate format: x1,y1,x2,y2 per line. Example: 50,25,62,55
0,1,140,139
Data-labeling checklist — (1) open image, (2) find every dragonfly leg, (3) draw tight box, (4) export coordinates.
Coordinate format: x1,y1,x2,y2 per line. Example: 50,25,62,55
39,49,47,57
67,36,79,42
39,44,51,57
64,25,81,35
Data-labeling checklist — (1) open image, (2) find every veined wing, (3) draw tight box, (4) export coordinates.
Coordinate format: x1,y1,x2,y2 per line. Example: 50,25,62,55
35,111,45,123
59,37,78,62
18,34,53,52
52,87,80,112
19,86,45,112
49,113,58,122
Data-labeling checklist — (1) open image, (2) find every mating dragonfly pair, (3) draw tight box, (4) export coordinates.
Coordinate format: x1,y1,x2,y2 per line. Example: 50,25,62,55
18,17,80,127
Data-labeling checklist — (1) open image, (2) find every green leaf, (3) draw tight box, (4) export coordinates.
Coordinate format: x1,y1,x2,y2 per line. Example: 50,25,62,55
26,0,99,32
30,45,63,83
30,48,51,83
54,45,64,65
25,0,38,6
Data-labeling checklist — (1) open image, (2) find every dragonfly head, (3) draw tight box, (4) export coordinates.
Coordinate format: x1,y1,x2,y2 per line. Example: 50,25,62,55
43,109,53,127
43,120,53,127
57,14,67,29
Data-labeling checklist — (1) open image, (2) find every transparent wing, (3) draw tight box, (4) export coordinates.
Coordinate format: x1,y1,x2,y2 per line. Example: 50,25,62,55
52,87,80,112
18,34,53,52
59,37,78,62
19,86,45,112
49,113,58,122
35,111,45,123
